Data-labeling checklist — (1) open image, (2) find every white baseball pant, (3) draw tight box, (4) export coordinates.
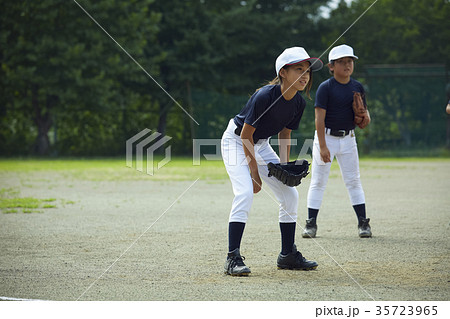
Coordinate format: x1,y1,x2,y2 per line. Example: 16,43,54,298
221,119,299,224
307,130,365,209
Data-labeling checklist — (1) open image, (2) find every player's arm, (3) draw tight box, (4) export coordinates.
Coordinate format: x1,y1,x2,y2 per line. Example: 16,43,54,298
278,127,292,163
240,123,262,193
315,107,331,163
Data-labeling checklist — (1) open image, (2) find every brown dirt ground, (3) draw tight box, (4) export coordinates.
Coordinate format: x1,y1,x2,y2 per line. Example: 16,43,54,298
0,160,449,301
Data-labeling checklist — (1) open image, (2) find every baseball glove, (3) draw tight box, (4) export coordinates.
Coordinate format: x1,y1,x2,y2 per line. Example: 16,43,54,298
353,91,370,129
267,159,310,187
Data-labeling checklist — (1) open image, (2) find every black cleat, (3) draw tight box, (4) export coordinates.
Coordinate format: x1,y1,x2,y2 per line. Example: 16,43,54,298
302,218,317,238
224,248,251,276
358,217,372,238
277,244,318,270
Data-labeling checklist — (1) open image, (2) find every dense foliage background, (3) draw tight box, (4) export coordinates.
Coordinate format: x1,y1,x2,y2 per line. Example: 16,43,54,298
1,0,449,156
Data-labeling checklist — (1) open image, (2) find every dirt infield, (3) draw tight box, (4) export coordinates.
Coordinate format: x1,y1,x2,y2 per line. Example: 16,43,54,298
0,159,449,301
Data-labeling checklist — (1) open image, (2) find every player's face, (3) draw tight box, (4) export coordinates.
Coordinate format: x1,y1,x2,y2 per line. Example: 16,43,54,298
283,61,311,91
330,57,354,78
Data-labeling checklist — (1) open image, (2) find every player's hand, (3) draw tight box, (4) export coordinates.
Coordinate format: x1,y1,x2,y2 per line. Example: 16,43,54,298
320,146,331,163
251,171,262,194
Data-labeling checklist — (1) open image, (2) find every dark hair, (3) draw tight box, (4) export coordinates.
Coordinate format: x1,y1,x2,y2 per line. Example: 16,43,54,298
257,65,313,99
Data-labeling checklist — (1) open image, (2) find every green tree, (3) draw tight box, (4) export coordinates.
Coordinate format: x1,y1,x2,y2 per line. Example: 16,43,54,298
191,0,328,146
325,0,450,65
147,0,216,153
320,0,450,152
0,0,162,155
207,0,329,94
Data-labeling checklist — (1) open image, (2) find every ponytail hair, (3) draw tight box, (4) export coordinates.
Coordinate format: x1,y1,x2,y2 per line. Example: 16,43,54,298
256,65,313,99
267,77,281,86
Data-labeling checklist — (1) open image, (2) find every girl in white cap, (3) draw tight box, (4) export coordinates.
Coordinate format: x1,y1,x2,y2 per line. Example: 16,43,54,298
303,44,372,239
221,47,323,276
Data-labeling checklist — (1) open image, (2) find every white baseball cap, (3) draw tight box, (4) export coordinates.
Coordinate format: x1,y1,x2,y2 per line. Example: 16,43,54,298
328,44,358,63
275,47,323,76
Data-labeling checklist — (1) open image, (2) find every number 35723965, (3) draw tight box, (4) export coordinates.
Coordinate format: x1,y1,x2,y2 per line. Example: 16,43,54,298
376,305,438,316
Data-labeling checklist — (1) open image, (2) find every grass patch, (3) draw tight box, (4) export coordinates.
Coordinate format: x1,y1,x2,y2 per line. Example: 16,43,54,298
362,147,450,158
0,197,54,213
0,188,72,214
0,197,41,209
42,198,57,202
42,204,56,208
0,157,449,182
0,157,229,181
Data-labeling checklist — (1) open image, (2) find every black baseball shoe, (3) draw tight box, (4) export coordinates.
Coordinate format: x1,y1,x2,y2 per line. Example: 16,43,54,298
302,218,317,238
277,244,318,270
358,217,372,238
224,248,251,276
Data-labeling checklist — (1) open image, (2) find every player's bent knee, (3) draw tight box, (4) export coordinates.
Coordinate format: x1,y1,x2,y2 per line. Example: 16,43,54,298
311,178,328,190
279,187,298,218
285,186,299,202
235,188,254,202
344,179,362,191
278,186,298,206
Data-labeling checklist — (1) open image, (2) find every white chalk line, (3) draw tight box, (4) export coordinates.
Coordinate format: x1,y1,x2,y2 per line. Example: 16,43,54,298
0,296,50,301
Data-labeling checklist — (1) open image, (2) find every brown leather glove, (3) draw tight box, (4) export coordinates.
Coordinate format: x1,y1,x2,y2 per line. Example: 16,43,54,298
353,91,371,129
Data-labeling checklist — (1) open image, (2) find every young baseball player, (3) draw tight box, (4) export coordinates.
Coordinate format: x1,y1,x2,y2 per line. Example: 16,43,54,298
221,47,323,276
303,44,372,239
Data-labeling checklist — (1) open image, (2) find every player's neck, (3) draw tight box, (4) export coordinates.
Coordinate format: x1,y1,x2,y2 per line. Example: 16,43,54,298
334,74,351,84
280,83,297,101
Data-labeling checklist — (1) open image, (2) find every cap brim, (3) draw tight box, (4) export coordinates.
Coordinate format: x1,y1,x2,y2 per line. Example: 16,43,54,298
286,57,323,72
329,55,358,62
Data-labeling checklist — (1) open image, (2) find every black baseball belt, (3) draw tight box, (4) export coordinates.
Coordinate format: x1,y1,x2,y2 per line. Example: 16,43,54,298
325,128,354,137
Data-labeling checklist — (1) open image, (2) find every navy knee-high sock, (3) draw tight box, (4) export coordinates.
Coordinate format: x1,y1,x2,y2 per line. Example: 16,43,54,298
353,203,366,219
280,222,296,255
228,222,246,252
308,208,319,220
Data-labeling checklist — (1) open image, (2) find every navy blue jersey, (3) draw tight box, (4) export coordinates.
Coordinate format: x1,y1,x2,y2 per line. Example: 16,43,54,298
234,85,305,141
315,77,365,130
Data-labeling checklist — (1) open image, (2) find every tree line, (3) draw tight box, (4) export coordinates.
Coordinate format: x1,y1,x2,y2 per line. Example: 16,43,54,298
1,0,449,156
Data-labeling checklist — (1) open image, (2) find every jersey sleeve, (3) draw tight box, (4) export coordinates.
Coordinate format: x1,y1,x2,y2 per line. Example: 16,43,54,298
356,81,367,105
315,81,329,110
243,89,271,128
362,85,367,105
285,98,305,130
